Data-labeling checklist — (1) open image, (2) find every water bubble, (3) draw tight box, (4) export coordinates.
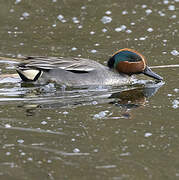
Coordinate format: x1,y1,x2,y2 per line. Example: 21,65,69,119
6,152,11,156
94,43,100,46
15,0,21,4
163,0,169,4
172,100,179,109
93,111,108,119
73,148,80,153
5,124,11,128
158,11,165,16
139,37,146,40
171,15,176,19
145,9,152,15
17,139,24,144
122,10,128,15
10,9,14,13
105,10,111,15
27,157,33,161
41,121,47,125
174,88,179,93
72,47,77,51
57,14,64,20
171,50,179,56
22,12,30,18
115,27,122,32
78,25,83,29
92,101,98,105
102,28,107,33
72,17,80,24
101,16,112,24
142,4,147,8
126,29,132,33
57,14,66,23
168,5,175,11
20,152,26,156
81,6,86,10
115,25,127,32
90,31,95,35
144,132,152,137
91,49,97,53
147,28,153,32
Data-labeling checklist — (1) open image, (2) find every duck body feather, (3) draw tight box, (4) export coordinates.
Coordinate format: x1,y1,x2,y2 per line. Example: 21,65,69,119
16,56,132,86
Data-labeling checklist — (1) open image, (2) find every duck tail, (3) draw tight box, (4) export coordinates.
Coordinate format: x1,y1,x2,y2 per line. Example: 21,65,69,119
16,69,42,82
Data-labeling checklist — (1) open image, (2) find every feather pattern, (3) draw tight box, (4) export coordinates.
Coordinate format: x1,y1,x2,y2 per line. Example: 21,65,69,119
18,56,101,72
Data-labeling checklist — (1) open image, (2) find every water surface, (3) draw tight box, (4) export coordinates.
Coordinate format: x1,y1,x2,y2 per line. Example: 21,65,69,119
0,0,179,179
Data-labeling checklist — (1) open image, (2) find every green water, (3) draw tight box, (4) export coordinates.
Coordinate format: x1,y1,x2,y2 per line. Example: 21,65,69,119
0,0,179,179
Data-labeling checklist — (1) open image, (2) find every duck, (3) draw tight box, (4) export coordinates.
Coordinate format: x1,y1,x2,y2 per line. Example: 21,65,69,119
15,48,163,86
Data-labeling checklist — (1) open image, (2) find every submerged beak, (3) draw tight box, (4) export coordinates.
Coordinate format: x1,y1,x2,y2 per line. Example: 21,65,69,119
143,66,163,81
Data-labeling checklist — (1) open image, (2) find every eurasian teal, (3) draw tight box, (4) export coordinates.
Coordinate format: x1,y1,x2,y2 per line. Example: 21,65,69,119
16,48,163,86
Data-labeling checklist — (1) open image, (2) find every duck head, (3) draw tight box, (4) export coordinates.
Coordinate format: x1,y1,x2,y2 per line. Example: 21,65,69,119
108,48,163,80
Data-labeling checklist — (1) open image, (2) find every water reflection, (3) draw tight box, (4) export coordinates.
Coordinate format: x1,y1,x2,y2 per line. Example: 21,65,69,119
0,74,164,117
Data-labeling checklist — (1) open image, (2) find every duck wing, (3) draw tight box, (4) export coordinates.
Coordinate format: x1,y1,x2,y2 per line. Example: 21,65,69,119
18,56,103,73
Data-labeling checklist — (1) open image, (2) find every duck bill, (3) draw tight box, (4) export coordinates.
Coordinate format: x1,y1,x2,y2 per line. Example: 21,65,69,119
143,66,163,81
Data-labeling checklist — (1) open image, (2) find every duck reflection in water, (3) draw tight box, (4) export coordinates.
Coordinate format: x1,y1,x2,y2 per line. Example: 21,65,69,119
108,81,163,119
19,81,163,117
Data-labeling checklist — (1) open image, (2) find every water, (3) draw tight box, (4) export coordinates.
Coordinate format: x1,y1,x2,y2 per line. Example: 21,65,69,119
0,0,179,179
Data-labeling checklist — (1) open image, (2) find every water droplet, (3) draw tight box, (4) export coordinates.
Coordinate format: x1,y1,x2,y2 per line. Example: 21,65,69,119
122,10,128,15
163,0,169,4
78,25,83,29
158,11,165,16
20,152,26,156
17,139,24,144
102,28,107,33
73,148,80,153
72,17,80,24
91,49,97,53
145,9,152,15
144,132,152,137
171,50,179,56
168,5,175,11
174,88,179,93
90,31,95,35
139,37,146,40
126,29,132,33
172,100,179,109
142,4,147,8
147,28,153,32
15,0,21,4
41,121,47,125
22,12,30,18
72,47,77,51
171,15,176,19
5,124,11,128
6,152,11,156
57,14,64,20
101,16,112,24
105,10,111,15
